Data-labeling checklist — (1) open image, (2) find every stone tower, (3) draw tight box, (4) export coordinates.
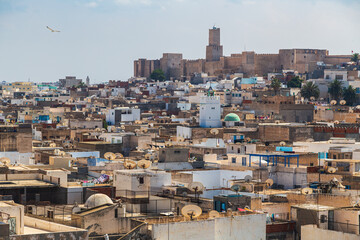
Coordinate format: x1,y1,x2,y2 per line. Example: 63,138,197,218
206,26,223,62
86,76,90,86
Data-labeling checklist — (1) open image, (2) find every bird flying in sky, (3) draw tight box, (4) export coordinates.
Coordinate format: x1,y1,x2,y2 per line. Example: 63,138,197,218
46,26,60,32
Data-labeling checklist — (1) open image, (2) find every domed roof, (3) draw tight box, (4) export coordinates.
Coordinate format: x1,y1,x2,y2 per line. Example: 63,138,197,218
85,194,113,208
224,113,240,122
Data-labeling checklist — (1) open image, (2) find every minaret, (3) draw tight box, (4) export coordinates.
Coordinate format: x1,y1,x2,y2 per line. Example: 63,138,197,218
86,76,90,86
206,26,223,62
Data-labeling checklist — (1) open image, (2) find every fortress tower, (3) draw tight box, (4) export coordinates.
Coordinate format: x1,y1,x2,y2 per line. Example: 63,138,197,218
206,26,223,62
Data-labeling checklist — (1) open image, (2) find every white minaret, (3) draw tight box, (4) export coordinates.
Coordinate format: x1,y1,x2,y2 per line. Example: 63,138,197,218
199,89,221,128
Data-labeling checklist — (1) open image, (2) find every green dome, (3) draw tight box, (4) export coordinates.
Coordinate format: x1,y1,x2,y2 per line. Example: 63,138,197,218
224,113,240,122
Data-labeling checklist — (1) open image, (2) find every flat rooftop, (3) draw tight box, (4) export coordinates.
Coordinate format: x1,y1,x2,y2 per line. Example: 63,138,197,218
0,180,56,188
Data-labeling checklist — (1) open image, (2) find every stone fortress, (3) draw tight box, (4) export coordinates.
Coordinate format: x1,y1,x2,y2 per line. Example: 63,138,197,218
134,26,351,80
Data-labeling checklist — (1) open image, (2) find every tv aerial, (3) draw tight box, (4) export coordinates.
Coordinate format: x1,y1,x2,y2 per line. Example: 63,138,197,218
188,182,205,201
123,160,137,169
104,152,116,161
265,179,274,188
327,167,337,174
181,205,202,220
137,160,151,169
208,210,220,219
301,188,313,195
210,128,219,136
0,157,11,166
244,175,252,183
230,184,241,194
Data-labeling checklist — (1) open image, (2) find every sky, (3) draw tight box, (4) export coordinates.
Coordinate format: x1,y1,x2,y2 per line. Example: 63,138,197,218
0,0,359,83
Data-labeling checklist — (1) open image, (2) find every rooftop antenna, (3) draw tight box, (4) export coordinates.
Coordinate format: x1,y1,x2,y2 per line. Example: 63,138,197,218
230,184,241,195
208,210,220,219
301,188,313,195
123,160,137,169
244,175,252,183
181,205,202,220
104,152,116,161
137,159,151,169
265,179,274,188
188,182,205,202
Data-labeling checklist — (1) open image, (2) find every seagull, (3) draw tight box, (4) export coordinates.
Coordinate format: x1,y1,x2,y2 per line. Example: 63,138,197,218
46,26,60,32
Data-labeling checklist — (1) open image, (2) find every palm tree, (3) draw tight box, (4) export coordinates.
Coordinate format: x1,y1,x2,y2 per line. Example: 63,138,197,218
328,79,343,102
343,86,357,106
301,82,320,100
351,53,359,65
271,78,281,95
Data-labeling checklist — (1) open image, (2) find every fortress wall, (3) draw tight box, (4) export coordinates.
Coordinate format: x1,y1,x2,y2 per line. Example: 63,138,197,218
183,59,204,76
255,54,281,76
204,58,225,76
324,55,351,65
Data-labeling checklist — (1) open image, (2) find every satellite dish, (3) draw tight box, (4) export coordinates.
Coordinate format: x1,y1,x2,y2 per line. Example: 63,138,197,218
104,152,116,161
210,128,219,136
279,141,286,146
188,182,205,193
123,160,137,169
95,128,101,132
330,100,337,105
340,100,346,105
310,96,315,101
115,153,123,159
244,175,252,183
144,153,151,160
181,205,202,220
49,143,56,147
0,157,11,166
334,120,339,124
327,167,336,174
208,210,220,218
137,160,151,169
275,120,280,124
162,112,167,116
178,137,184,142
135,120,142,124
265,179,274,187
59,151,66,156
110,126,116,132
230,184,241,194
121,125,126,130
306,138,314,142
54,149,61,155
301,188,313,195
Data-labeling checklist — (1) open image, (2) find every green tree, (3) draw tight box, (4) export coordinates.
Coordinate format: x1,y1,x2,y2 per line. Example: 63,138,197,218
287,76,303,88
328,79,343,102
103,119,108,129
343,86,357,106
301,82,320,100
150,69,165,81
351,53,359,64
271,78,281,95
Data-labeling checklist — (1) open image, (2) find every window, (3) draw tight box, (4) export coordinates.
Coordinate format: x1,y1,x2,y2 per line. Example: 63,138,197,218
115,209,118,218
232,157,236,163
139,177,144,184
174,150,181,154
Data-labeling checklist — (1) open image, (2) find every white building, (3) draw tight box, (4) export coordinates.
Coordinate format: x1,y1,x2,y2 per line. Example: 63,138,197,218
199,95,221,128
106,107,140,125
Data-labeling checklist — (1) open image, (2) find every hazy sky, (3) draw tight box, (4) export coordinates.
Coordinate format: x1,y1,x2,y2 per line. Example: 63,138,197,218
0,0,359,83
